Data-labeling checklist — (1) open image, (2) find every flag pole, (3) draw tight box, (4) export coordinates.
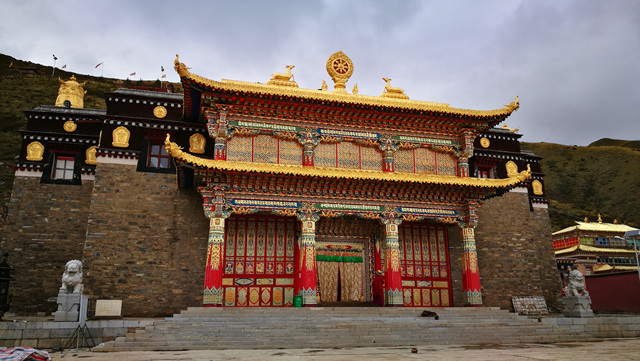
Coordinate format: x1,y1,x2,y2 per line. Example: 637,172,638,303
101,62,104,78
52,55,57,77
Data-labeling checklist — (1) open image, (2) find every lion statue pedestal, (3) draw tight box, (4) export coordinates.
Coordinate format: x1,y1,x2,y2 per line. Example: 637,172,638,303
561,268,593,318
54,260,87,322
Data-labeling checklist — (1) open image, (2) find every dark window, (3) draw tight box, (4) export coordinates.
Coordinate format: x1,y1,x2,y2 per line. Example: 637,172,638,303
148,143,171,168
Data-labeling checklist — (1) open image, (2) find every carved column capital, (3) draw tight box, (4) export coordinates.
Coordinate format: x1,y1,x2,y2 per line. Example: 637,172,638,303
296,202,320,222
200,184,231,219
457,202,480,229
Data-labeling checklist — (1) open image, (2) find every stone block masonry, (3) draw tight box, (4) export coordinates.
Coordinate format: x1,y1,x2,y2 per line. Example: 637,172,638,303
474,191,562,312
83,163,208,317
1,177,94,314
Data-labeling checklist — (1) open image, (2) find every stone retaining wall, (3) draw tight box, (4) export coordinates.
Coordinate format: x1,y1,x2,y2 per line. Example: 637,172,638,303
0,319,155,349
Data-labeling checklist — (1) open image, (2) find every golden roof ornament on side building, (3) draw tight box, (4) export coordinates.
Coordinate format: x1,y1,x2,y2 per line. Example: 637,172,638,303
55,76,87,108
502,123,520,133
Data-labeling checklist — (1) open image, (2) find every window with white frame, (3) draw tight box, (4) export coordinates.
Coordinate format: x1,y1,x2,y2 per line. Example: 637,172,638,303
53,156,75,180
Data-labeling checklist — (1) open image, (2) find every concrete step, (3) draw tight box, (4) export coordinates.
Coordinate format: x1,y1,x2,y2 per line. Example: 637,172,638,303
93,307,574,352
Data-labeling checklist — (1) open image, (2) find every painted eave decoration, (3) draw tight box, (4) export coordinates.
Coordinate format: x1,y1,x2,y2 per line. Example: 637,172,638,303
164,136,531,189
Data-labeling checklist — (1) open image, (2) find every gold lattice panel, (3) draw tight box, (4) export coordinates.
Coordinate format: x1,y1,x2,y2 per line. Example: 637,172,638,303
337,142,360,169
227,135,253,162
414,147,436,174
315,143,337,168
360,145,381,171
278,139,302,165
436,153,457,176
394,148,415,173
253,134,278,164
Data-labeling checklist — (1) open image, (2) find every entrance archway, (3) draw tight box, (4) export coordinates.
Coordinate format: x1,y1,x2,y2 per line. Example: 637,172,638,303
316,239,370,304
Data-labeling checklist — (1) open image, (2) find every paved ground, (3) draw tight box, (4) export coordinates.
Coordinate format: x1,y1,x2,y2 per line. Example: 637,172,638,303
50,338,640,360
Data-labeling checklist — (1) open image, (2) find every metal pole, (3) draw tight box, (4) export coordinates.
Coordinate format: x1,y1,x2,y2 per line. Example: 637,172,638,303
52,55,57,77
635,240,640,283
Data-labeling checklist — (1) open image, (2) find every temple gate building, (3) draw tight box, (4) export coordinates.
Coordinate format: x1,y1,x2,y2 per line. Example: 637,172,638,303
2,52,561,316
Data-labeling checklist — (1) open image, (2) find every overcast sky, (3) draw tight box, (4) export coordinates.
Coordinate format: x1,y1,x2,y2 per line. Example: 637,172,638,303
2,0,639,146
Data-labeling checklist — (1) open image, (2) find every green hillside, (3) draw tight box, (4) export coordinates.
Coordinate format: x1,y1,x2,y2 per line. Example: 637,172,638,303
522,142,640,231
0,53,176,229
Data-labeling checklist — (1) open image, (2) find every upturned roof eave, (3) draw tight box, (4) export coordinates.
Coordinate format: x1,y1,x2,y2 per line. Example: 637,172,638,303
174,56,520,124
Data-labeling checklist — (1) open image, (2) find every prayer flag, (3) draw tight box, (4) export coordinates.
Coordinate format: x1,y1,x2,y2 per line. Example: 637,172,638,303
8,62,12,67
130,72,136,76
62,65,66,69
161,74,166,79
161,66,164,72
95,62,103,68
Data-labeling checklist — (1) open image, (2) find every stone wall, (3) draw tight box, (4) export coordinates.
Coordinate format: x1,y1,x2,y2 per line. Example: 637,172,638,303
1,177,94,314
83,163,208,317
474,191,562,312
0,319,155,349
447,227,464,307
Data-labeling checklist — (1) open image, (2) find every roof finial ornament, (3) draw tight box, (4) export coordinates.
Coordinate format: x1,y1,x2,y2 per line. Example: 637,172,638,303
598,214,602,223
502,123,520,133
321,80,328,91
267,65,298,87
505,95,520,112
380,77,409,99
584,217,588,222
55,76,87,108
174,54,191,77
326,51,354,93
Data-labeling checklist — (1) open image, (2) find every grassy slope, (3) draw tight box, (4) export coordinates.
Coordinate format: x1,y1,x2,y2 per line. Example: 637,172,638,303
521,142,640,231
0,54,121,228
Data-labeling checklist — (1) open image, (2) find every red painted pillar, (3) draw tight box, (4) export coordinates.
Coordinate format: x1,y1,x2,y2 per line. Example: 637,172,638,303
203,216,226,306
382,151,394,172
298,216,319,306
206,108,229,161
461,227,483,306
298,131,319,167
374,237,382,275
378,136,398,173
458,129,474,177
382,217,403,306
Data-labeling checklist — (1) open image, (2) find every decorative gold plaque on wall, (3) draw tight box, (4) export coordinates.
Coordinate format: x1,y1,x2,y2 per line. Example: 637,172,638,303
505,161,518,178
531,180,544,195
189,133,206,154
63,121,77,133
480,137,490,148
85,146,98,165
26,141,44,161
112,126,130,148
153,106,167,119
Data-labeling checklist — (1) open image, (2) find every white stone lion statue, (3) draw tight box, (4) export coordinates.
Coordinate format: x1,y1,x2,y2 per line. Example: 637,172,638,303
564,268,589,297
61,259,83,294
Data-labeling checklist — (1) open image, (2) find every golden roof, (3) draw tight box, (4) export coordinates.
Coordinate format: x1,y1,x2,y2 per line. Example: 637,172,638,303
555,244,638,255
594,264,639,273
173,55,520,118
164,135,531,188
553,221,638,236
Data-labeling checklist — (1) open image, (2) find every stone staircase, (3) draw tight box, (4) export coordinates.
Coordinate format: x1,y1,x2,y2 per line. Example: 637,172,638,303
93,307,619,352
